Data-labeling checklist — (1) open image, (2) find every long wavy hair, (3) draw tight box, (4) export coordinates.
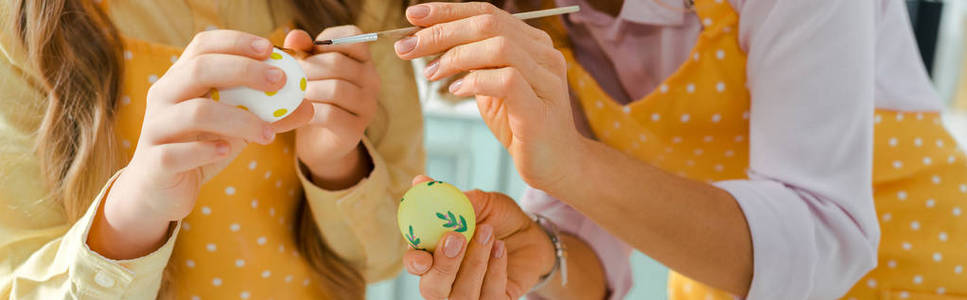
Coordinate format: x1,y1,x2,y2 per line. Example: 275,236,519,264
10,0,366,299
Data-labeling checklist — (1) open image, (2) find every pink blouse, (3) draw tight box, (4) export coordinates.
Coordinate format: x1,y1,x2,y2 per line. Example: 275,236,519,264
522,0,943,299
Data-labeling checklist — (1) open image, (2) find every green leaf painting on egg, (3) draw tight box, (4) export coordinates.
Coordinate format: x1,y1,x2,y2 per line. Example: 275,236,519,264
397,180,475,251
405,225,423,250
436,211,469,233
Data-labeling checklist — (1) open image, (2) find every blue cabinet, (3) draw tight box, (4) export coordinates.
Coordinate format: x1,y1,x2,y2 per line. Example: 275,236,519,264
421,112,527,197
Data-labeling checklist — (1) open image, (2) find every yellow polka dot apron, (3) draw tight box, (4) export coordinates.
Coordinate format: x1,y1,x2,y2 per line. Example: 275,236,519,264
103,3,328,300
554,0,967,298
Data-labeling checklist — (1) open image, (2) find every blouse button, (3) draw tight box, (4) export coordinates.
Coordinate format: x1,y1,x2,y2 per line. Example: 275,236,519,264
94,271,115,288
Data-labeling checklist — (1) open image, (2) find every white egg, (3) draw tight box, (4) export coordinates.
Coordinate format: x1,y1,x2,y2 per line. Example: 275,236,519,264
211,48,306,122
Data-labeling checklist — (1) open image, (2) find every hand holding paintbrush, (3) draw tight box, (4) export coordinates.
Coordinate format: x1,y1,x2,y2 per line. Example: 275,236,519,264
393,2,587,299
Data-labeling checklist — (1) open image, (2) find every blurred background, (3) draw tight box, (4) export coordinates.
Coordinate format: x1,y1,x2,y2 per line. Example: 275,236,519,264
368,0,967,298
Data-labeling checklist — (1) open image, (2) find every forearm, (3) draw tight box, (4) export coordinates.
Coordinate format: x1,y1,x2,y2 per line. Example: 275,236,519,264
307,143,374,190
534,233,607,300
545,138,753,296
88,173,172,260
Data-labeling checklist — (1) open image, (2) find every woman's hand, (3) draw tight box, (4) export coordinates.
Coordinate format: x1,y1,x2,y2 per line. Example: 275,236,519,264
395,2,585,191
403,176,555,300
90,30,312,259
284,27,380,190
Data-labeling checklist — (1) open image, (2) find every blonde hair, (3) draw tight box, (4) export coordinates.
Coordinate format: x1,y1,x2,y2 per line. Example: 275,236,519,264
12,0,366,299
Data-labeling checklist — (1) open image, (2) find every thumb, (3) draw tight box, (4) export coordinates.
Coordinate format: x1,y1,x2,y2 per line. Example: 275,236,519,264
411,175,434,186
284,29,315,52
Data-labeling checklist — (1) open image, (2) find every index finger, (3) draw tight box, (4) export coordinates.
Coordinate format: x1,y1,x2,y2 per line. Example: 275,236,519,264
405,2,505,27
181,30,274,60
314,25,371,62
480,240,509,300
419,232,468,300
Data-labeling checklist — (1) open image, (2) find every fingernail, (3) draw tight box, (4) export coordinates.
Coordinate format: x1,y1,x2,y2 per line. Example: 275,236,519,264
410,259,429,274
395,37,417,55
252,39,271,54
266,68,283,84
448,79,463,94
443,235,463,258
423,60,439,78
477,224,493,245
263,126,275,142
215,141,230,155
494,240,505,258
407,5,430,19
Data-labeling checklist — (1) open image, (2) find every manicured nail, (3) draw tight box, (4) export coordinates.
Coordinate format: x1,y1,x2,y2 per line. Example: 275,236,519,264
477,224,493,245
265,68,283,83
410,259,429,274
448,78,463,94
215,141,230,155
423,60,439,79
407,5,430,19
252,39,271,54
493,240,505,258
443,235,463,258
395,37,417,55
263,126,275,142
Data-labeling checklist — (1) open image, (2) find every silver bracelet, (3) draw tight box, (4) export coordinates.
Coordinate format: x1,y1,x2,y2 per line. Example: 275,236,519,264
529,213,568,290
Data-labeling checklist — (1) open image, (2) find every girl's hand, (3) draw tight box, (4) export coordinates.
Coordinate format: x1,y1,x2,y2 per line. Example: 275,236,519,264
403,176,556,300
90,30,312,259
284,27,380,190
395,2,584,191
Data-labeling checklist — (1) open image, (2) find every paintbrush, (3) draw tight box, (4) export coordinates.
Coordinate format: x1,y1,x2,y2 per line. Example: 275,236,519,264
314,5,580,46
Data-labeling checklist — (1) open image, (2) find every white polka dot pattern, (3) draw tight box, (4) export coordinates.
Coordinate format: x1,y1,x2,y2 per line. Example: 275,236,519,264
851,112,967,298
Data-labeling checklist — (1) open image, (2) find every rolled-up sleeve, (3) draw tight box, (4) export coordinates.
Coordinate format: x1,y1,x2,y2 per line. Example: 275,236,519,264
521,188,634,300
1,170,181,299
721,0,880,298
296,138,412,283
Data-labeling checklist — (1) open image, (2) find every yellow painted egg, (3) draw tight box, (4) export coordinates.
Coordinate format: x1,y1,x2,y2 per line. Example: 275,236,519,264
212,48,306,122
398,180,476,252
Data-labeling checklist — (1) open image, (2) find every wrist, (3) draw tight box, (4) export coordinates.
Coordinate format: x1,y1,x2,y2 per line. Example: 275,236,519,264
534,234,607,300
111,169,176,224
305,143,373,190
542,237,559,280
531,213,566,290
89,172,171,259
304,143,362,179
541,133,594,196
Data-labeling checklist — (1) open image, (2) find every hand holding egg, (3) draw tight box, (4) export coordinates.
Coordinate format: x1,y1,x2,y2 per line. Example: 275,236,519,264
400,174,556,300
105,30,304,248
